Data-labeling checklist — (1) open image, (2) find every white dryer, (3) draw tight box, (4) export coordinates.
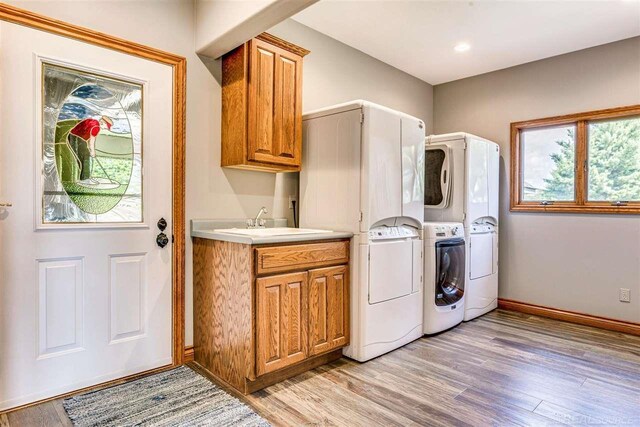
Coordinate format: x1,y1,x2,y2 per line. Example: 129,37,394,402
423,222,465,334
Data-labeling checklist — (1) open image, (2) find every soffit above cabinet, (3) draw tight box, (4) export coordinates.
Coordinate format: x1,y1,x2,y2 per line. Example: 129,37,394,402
195,0,318,59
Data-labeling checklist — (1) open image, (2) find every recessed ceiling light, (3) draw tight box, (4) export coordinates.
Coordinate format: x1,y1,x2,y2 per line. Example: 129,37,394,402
454,42,471,53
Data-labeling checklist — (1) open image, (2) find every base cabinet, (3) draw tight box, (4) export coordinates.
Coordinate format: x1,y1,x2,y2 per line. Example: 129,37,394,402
193,238,350,394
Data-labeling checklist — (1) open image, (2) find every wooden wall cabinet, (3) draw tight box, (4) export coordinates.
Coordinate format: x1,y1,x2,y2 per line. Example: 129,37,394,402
193,238,349,394
222,33,309,173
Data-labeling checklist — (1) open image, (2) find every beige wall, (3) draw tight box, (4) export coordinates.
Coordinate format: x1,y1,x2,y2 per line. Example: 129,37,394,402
7,1,433,346
196,0,275,52
195,0,317,58
434,37,640,323
270,19,434,131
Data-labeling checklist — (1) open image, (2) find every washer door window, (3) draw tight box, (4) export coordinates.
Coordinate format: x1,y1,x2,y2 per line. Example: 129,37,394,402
435,239,465,306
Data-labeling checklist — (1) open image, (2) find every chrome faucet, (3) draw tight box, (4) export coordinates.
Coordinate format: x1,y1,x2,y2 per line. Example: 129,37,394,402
247,207,268,228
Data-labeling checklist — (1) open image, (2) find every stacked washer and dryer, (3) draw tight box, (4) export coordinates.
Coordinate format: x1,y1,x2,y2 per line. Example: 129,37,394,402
300,101,425,362
300,103,499,357
423,132,500,334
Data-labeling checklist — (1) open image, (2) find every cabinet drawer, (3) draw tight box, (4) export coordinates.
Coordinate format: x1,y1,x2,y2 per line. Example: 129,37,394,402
255,241,349,275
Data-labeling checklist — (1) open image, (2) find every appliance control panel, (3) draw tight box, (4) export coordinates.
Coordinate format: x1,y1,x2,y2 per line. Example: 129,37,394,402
368,225,419,241
424,223,464,239
470,224,495,234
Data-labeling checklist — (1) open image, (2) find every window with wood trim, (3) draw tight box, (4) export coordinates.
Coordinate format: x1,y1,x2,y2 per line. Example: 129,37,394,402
511,105,640,214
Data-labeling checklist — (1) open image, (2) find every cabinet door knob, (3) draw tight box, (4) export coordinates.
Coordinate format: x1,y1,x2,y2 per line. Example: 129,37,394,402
0,202,12,207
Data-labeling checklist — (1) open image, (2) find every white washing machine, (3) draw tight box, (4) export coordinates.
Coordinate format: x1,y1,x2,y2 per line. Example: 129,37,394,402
423,222,465,334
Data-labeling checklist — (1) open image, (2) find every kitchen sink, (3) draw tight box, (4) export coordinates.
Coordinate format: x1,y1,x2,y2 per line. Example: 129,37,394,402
213,227,333,237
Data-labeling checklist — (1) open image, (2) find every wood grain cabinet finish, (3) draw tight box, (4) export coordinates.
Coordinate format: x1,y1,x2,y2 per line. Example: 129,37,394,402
193,237,349,394
222,33,309,173
308,265,350,356
256,272,308,376
255,241,349,275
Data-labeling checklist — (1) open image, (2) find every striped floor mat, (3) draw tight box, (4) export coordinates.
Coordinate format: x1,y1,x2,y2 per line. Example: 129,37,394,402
63,366,269,426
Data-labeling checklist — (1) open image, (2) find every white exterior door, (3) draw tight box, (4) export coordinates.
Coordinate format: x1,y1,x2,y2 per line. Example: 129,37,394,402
0,22,173,410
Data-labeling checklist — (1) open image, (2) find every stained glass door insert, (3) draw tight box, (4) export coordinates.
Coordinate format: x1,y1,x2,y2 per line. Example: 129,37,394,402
42,63,143,224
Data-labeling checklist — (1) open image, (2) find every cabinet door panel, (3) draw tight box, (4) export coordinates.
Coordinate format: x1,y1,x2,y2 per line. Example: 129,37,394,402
248,39,302,167
328,270,347,345
309,274,329,354
248,41,276,159
262,283,281,364
287,279,306,359
308,265,349,356
256,272,308,376
273,53,301,164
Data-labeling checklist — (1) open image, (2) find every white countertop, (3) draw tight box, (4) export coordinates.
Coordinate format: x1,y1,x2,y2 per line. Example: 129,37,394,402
190,219,353,245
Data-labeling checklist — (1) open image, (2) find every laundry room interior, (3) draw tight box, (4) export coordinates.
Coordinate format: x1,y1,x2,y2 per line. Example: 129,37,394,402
1,0,639,426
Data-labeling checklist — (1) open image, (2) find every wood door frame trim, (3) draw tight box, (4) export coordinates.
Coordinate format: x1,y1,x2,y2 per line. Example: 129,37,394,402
184,345,195,363
0,0,186,407
498,298,640,336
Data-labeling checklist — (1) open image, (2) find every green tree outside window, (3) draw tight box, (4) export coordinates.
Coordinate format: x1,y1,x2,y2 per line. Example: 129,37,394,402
542,118,640,201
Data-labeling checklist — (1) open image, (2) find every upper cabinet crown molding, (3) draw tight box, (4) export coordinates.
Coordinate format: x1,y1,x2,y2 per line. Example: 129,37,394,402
255,32,310,58
222,32,309,173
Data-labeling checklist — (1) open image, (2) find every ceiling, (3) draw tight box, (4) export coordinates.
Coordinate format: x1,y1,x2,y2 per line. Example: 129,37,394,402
292,0,640,85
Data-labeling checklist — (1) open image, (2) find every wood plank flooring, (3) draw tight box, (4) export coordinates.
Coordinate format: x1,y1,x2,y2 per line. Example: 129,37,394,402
4,310,640,426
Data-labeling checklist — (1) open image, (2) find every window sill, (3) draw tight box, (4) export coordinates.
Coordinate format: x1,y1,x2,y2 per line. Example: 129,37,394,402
510,204,640,215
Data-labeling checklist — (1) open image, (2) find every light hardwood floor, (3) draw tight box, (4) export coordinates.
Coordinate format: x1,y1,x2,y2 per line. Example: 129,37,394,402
4,310,640,426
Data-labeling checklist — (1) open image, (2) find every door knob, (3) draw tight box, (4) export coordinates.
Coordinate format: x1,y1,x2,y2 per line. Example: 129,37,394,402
156,232,169,248
0,202,12,207
156,218,168,248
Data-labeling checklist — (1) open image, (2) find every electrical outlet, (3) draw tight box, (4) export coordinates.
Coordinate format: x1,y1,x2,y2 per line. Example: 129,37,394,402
619,288,631,303
288,195,297,209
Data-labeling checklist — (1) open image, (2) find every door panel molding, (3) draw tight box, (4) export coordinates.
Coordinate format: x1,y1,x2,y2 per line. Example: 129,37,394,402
0,2,186,410
109,253,148,344
37,257,85,359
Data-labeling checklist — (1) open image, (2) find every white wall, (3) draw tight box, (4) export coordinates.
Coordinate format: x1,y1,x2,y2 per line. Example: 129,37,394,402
7,1,433,346
434,37,640,323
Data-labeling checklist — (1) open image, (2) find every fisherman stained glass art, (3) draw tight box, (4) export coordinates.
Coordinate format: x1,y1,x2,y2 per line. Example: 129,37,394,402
42,63,143,224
